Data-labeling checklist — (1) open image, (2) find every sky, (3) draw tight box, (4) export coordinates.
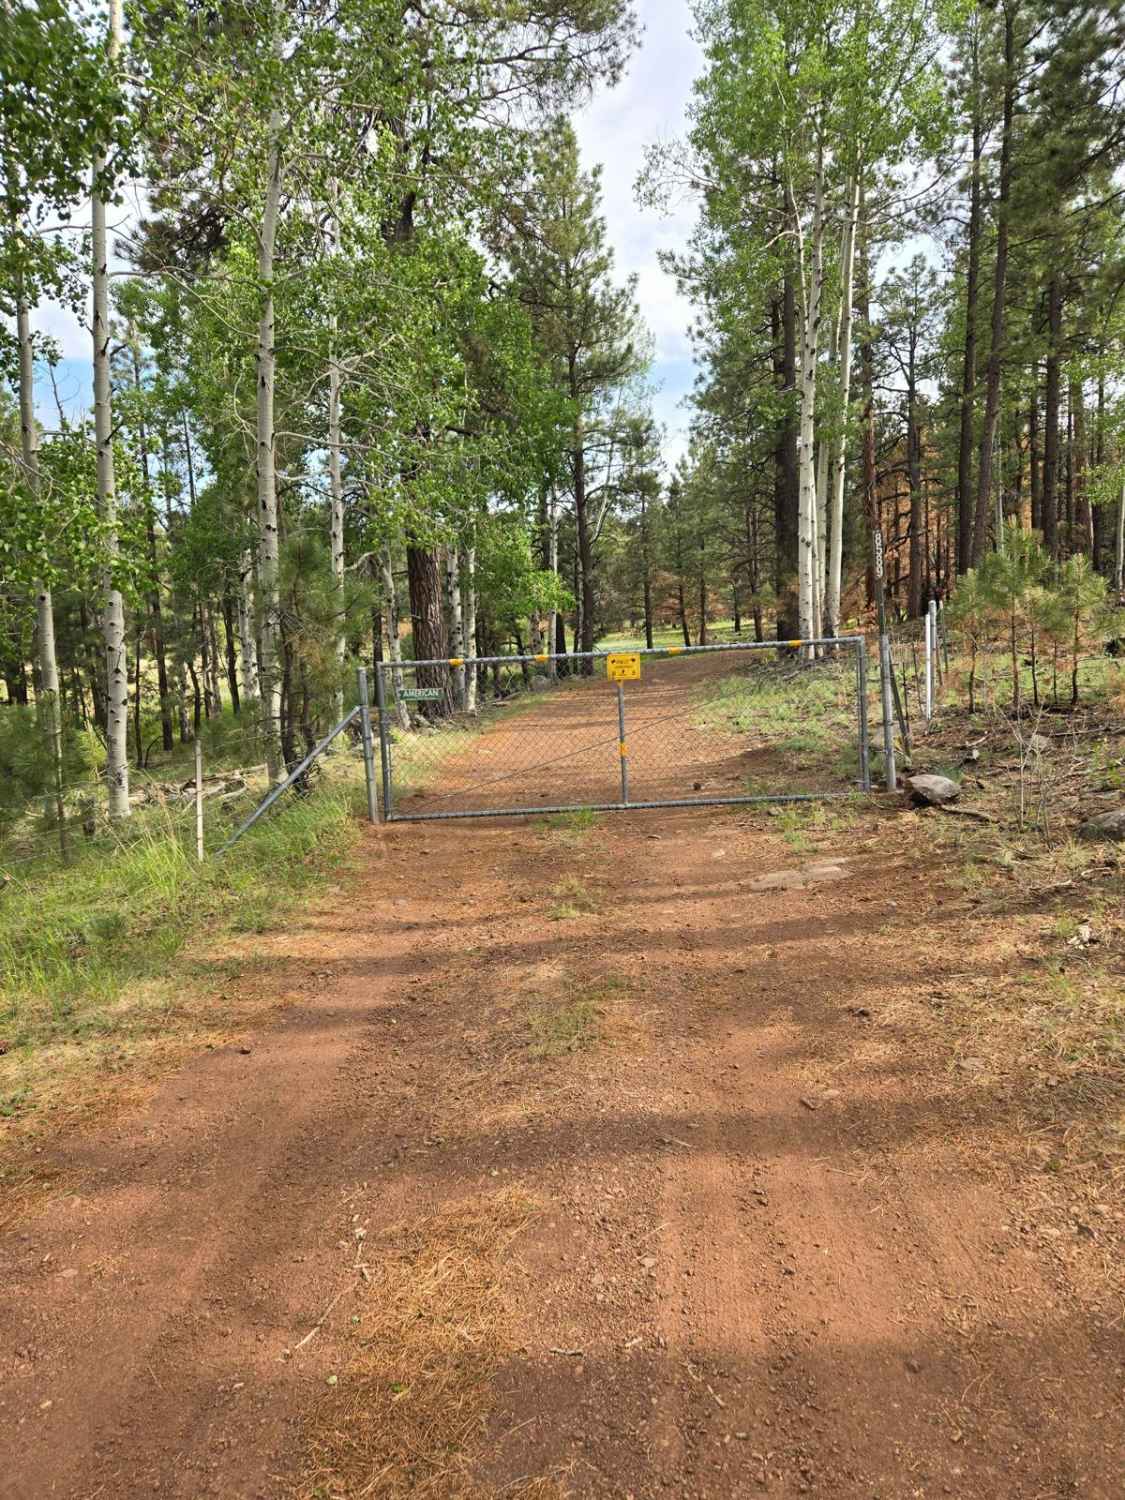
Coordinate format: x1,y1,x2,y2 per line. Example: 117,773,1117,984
574,0,703,470
32,0,704,468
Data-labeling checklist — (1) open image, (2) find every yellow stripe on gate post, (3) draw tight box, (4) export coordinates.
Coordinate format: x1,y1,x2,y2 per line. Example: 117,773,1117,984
449,657,464,667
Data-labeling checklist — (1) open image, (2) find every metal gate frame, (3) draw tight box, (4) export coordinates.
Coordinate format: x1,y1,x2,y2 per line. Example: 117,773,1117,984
375,637,871,823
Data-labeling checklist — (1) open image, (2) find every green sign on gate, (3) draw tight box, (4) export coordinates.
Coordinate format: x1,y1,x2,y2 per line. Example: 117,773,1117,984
400,687,444,702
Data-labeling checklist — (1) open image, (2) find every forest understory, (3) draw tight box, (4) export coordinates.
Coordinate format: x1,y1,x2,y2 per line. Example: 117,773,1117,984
1,656,1122,1500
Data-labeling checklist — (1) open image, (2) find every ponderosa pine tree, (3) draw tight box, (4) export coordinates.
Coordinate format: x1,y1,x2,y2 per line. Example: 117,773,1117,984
498,119,646,667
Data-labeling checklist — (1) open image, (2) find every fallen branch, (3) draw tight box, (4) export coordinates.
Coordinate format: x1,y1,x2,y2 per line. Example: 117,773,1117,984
936,804,996,824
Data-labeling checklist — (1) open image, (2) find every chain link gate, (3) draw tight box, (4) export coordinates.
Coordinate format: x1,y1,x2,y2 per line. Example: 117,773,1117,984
374,639,871,822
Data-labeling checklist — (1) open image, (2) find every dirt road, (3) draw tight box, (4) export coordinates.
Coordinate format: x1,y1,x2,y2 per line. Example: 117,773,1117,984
2,661,1122,1498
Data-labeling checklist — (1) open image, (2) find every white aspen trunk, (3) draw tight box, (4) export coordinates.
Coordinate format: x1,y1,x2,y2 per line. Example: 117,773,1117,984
445,546,465,709
202,602,222,713
463,543,478,713
18,289,66,846
1115,481,1124,593
546,492,559,679
237,548,261,704
796,148,825,658
176,660,192,743
381,547,410,729
813,437,828,641
826,175,860,641
255,92,285,781
93,0,129,818
325,178,346,722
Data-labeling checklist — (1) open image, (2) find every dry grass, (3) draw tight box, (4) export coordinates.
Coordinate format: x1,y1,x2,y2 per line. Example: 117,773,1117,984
546,876,600,921
296,1190,566,1500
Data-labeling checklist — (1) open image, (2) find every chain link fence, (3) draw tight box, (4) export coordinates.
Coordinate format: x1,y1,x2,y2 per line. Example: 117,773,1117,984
374,640,871,821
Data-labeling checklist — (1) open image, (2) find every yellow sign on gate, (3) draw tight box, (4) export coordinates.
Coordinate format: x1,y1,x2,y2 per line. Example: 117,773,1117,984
606,652,641,682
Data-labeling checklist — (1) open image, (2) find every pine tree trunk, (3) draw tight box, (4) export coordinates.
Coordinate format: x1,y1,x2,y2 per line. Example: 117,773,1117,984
826,173,859,639
907,345,924,618
640,493,654,649
1029,384,1042,533
93,0,129,819
406,545,450,712
971,3,1016,564
957,23,983,574
546,491,559,676
1071,377,1093,554
255,92,285,782
573,426,596,669
1114,482,1124,593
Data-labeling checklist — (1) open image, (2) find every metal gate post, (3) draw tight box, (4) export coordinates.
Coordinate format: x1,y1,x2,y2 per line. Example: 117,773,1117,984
373,661,394,820
855,638,871,792
616,681,629,805
356,666,378,823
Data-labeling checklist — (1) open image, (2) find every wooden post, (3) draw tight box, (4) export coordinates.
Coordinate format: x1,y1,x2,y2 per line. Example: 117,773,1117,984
194,738,204,862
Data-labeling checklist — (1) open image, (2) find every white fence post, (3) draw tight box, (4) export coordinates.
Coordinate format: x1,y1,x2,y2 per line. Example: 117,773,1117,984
194,738,204,862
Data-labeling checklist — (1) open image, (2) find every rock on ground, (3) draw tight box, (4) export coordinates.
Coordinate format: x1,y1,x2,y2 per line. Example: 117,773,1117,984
905,773,961,806
1077,808,1125,842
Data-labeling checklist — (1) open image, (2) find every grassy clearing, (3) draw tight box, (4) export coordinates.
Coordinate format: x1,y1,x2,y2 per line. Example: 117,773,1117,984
598,618,742,650
0,764,366,1156
694,657,862,790
297,1190,563,1500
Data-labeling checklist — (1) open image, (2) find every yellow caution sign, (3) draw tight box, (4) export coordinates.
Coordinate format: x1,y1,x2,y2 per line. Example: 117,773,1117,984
606,652,641,682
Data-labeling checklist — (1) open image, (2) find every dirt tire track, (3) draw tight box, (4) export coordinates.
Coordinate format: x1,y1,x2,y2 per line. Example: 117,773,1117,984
2,654,1121,1499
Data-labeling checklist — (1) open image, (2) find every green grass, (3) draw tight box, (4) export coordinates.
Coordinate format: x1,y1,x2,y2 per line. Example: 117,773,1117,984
695,658,862,789
537,809,601,844
597,619,743,651
0,767,366,1133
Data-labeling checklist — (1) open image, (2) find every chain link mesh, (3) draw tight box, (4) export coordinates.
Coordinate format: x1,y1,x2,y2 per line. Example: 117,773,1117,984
376,642,868,819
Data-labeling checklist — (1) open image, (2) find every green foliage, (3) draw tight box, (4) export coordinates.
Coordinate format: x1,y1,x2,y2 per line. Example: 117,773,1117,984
0,707,97,830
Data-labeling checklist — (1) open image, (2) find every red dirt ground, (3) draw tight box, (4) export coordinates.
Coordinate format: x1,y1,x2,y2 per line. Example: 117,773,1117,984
1,659,1122,1499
